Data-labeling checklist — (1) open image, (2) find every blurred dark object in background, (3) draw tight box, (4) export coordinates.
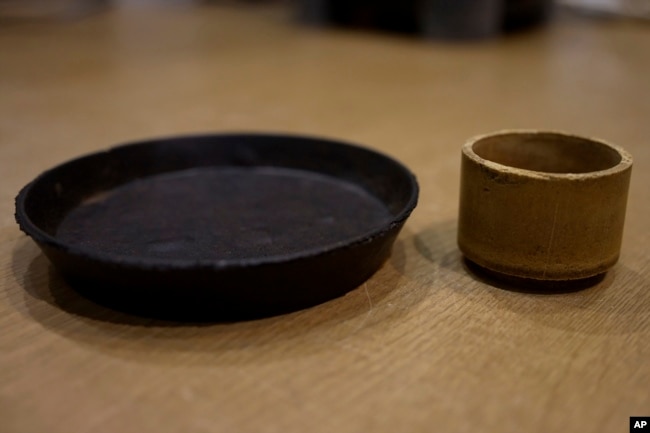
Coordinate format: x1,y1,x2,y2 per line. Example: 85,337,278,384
503,0,554,31
0,0,108,20
296,0,554,39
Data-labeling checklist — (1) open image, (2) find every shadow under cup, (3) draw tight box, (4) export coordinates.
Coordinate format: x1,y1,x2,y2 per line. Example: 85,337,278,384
458,131,633,281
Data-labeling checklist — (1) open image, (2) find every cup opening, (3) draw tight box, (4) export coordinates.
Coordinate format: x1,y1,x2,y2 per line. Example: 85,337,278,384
472,132,623,174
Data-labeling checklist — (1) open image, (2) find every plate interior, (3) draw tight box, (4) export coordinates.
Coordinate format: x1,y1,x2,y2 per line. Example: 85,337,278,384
56,166,393,261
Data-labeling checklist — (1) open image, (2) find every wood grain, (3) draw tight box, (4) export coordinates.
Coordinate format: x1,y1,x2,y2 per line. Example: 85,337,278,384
1,4,649,433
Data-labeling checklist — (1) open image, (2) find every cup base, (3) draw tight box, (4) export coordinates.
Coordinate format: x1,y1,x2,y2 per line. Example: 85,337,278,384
462,257,607,293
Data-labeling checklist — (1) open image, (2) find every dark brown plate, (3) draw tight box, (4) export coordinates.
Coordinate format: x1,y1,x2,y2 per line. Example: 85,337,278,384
16,134,418,320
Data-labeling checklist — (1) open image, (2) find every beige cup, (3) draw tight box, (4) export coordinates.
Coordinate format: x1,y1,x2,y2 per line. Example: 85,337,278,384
458,131,633,280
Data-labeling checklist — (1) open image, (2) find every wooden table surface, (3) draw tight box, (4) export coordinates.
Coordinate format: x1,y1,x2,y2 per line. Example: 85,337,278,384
1,3,649,433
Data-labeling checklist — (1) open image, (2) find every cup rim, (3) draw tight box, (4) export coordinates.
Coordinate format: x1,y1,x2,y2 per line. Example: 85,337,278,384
463,130,633,180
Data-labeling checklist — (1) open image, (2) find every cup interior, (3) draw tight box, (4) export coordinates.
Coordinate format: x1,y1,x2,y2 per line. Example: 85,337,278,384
472,132,623,174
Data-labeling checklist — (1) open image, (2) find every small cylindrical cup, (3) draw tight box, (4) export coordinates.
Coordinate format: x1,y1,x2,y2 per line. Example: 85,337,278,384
458,131,633,281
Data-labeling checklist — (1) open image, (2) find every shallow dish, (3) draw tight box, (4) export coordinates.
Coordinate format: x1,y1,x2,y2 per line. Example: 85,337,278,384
16,134,418,319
